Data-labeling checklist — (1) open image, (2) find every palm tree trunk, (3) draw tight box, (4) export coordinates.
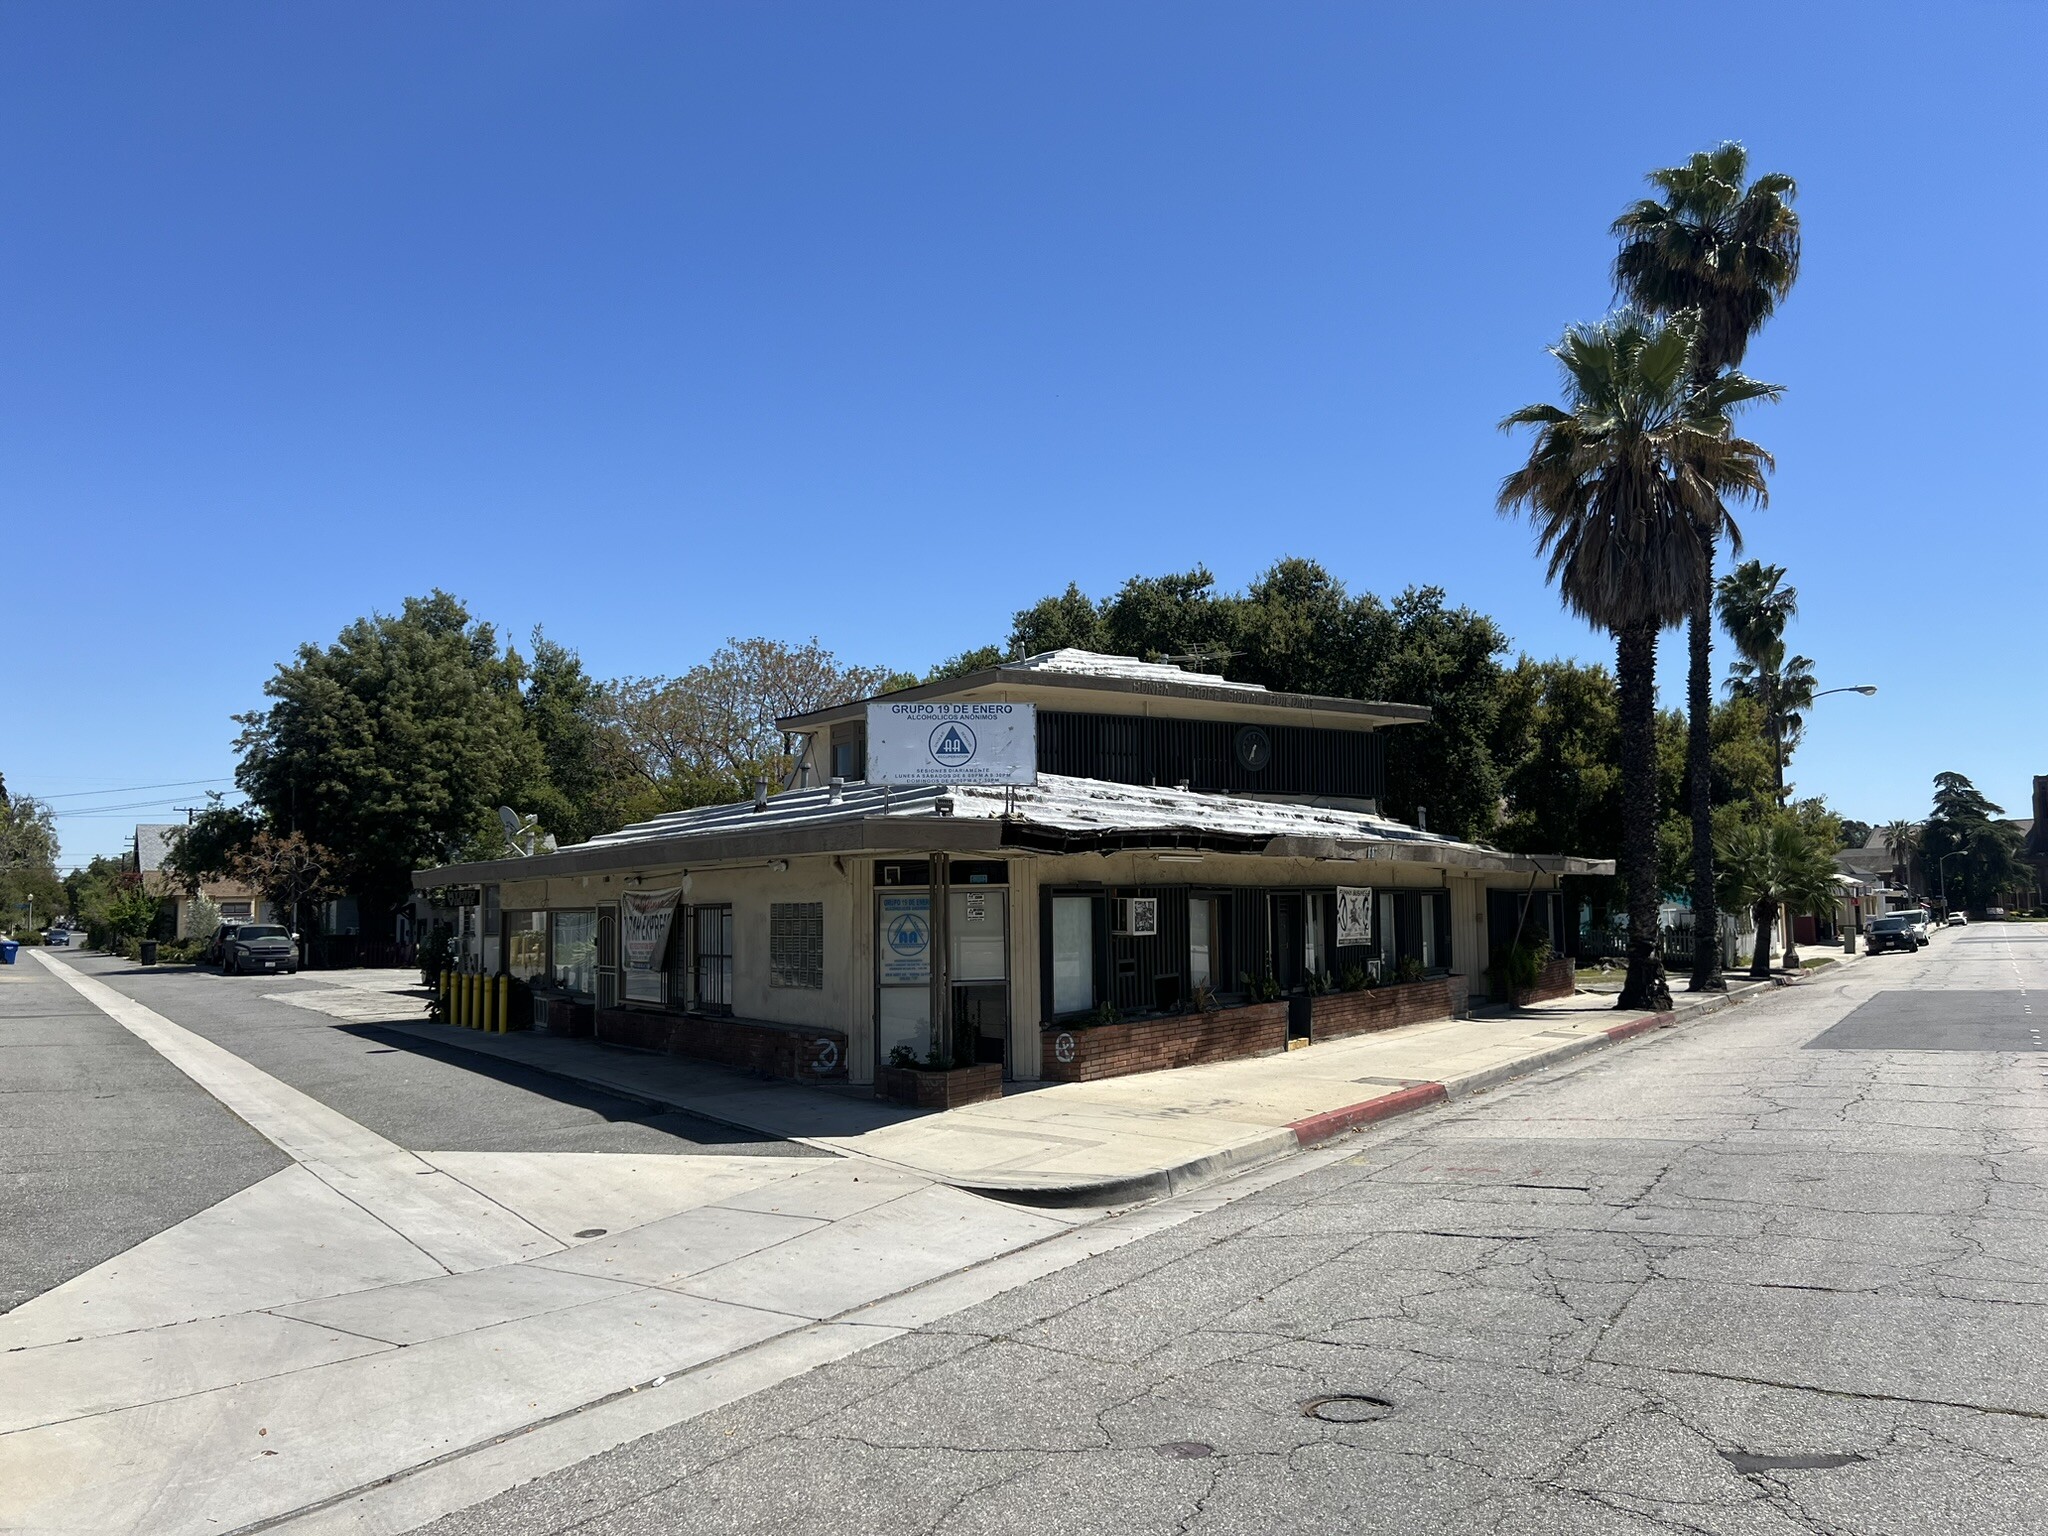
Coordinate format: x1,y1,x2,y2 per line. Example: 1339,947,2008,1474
1782,911,1802,970
1685,565,1725,991
1750,898,1774,979
1615,619,1673,1012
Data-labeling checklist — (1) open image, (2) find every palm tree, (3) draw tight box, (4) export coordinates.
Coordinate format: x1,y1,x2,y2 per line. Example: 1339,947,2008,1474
1722,609,1816,800
1716,816,1831,977
1499,311,1778,1011
1614,143,1800,996
1882,818,1920,890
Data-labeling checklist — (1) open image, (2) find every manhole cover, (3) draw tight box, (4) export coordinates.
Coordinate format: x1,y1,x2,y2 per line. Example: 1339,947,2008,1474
1154,1441,1214,1459
574,1228,608,1239
1719,1451,1864,1475
1301,1394,1394,1423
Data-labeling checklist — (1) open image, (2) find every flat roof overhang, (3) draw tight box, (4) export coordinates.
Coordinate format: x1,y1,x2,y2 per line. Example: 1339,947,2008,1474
777,666,1433,734
415,819,1613,888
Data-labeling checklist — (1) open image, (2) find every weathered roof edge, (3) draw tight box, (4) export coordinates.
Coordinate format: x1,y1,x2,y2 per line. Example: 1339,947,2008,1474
776,659,1434,732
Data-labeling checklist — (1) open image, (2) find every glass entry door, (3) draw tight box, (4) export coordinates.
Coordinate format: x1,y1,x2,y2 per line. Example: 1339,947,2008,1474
949,889,1009,1069
876,891,932,1065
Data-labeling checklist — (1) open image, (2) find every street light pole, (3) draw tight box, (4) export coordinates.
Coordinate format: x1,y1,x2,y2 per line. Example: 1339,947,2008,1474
1938,848,1969,919
1776,686,1878,802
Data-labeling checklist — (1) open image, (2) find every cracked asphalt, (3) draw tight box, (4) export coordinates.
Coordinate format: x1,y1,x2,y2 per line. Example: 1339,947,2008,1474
424,925,2048,1535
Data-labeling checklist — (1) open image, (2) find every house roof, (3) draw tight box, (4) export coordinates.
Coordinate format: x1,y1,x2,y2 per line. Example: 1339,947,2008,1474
134,823,181,872
776,649,1433,734
416,773,1612,887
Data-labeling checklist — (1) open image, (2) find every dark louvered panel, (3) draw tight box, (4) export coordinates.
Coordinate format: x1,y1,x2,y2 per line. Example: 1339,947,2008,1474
1036,711,1382,800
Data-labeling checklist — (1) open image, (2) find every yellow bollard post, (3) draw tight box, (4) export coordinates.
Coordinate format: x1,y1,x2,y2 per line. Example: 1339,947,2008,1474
461,971,472,1027
439,970,449,1017
455,971,464,1026
495,975,507,1033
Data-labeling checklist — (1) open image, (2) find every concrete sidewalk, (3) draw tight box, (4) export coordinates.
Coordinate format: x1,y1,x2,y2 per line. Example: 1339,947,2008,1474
393,964,1815,1204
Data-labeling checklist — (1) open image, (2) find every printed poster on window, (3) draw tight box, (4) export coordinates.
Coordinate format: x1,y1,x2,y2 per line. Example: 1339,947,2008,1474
878,893,932,985
1337,886,1373,947
621,887,682,1003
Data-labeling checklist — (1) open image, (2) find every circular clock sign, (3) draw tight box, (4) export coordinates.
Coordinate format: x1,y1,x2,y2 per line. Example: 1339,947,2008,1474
1234,725,1273,773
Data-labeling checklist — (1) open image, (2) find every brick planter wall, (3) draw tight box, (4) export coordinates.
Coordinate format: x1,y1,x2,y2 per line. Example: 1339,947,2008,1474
541,997,595,1039
1039,1001,1290,1084
1308,976,1458,1042
875,1062,1004,1109
594,1007,849,1082
1511,956,1577,1007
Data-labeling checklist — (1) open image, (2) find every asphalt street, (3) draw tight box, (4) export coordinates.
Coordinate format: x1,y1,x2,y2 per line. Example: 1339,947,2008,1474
0,953,817,1313
0,957,285,1313
421,923,2048,1536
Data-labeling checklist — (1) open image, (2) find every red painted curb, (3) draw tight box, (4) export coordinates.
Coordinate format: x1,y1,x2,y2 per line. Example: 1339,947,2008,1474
1289,1082,1448,1147
1603,1016,1668,1043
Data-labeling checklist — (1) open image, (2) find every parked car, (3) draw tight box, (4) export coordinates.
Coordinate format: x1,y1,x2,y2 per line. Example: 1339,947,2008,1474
221,923,298,976
1947,911,1968,926
1907,910,1934,946
204,923,244,966
1867,915,1917,954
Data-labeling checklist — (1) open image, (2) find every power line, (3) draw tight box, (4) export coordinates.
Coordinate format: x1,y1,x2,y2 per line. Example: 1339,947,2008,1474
27,778,234,801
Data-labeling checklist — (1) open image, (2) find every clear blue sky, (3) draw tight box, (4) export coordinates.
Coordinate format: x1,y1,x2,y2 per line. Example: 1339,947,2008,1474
6,2,2043,871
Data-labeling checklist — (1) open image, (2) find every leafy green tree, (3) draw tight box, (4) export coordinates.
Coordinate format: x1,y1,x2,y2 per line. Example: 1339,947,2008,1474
0,793,63,933
161,805,260,888
233,591,545,925
1009,584,1105,655
520,629,614,846
1837,818,1874,853
1614,143,1800,994
925,646,1006,682
1922,772,2027,912
1499,311,1778,1011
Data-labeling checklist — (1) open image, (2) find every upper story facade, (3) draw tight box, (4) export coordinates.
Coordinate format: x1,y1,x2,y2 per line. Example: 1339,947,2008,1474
779,649,1431,808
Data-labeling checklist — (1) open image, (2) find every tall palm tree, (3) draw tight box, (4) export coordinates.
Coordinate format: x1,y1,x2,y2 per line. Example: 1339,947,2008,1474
1499,312,1778,1011
1723,621,1816,800
1614,143,1800,995
1882,818,1920,890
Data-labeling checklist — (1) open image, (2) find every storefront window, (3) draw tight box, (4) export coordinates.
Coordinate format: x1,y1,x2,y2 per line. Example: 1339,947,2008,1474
1189,897,1215,990
695,905,734,1012
505,911,548,982
1051,896,1095,1015
551,909,597,997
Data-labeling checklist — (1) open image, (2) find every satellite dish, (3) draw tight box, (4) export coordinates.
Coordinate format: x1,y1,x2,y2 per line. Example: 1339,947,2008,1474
497,806,541,857
497,807,521,845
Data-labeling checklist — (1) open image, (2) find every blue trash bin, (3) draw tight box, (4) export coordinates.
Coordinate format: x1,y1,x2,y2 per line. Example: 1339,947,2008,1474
0,940,19,965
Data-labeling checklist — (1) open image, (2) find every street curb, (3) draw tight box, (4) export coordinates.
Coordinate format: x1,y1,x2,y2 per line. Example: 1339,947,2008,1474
1288,1083,1449,1146
402,980,1776,1210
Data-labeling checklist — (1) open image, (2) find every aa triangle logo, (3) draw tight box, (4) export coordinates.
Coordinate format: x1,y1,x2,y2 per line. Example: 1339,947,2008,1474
929,721,977,764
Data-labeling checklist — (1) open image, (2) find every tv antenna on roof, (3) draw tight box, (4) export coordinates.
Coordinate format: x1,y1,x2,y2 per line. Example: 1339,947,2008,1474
1157,647,1238,675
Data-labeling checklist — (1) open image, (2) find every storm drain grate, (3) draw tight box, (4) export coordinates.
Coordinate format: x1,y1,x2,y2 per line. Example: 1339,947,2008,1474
1301,1394,1395,1423
1719,1451,1866,1475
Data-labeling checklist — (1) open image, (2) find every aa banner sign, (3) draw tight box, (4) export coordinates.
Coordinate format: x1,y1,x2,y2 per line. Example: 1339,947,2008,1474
621,887,682,1003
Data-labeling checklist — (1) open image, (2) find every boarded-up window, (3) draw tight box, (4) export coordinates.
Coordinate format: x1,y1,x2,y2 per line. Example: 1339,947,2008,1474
770,901,824,989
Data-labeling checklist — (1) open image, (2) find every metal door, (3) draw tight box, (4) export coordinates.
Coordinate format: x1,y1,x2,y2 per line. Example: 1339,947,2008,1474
596,903,620,1011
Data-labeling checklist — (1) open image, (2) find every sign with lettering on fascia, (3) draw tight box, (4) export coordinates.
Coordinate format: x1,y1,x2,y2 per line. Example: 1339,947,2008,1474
866,702,1037,787
1337,886,1373,948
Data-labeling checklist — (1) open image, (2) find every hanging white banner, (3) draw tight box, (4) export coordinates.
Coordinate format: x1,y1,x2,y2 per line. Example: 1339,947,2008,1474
867,702,1037,787
621,887,682,1003
1337,886,1374,948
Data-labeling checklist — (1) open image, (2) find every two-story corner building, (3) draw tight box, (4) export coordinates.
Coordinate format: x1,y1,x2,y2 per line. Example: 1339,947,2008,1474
412,651,1612,1087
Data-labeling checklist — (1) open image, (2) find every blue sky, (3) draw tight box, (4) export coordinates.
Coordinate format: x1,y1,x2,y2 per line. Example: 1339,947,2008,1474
5,2,2043,870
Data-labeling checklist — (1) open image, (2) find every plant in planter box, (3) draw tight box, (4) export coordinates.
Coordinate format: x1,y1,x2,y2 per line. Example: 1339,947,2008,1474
1240,971,1283,1003
1189,983,1221,1013
1488,940,1549,997
1084,1001,1122,1027
1394,956,1426,986
1305,970,1333,996
1339,964,1376,992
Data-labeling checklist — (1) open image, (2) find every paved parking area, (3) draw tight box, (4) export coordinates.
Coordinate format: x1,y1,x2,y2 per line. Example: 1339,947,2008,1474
59,954,817,1157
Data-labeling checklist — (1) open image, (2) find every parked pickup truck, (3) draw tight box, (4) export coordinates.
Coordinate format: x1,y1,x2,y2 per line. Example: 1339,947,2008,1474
1866,915,1918,955
220,924,299,976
